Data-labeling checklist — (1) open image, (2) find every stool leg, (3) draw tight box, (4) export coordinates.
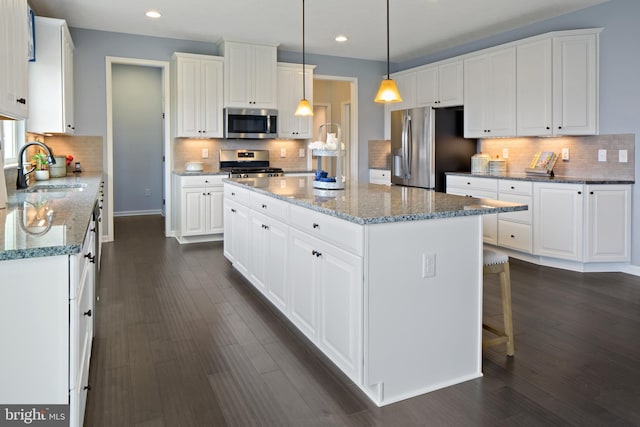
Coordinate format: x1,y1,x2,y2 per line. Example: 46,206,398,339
499,262,515,356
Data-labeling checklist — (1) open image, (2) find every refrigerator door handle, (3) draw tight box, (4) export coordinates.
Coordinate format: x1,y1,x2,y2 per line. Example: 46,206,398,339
403,114,412,179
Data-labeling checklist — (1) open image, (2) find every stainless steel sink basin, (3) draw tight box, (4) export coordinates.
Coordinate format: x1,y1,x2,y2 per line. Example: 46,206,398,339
24,184,88,193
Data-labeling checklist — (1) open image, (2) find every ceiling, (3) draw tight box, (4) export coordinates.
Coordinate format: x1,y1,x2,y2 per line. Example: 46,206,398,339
29,0,609,62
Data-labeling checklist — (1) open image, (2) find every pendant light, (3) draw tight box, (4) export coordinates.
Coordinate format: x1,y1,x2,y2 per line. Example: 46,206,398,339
295,0,313,116
374,0,402,103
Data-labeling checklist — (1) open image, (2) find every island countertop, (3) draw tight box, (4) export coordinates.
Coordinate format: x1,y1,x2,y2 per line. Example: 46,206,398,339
224,176,527,225
0,173,104,261
446,171,635,185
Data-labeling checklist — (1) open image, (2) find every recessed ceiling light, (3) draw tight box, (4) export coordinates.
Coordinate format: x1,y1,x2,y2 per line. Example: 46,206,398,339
335,35,348,43
145,10,162,18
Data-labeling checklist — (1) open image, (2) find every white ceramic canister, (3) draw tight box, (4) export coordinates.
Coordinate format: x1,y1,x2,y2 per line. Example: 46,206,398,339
471,153,491,174
489,156,507,175
49,156,68,178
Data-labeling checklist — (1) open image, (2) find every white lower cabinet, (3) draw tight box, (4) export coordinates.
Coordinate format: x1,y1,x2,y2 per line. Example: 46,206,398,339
369,169,391,185
446,175,498,245
176,175,224,240
288,228,363,382
223,197,250,278
533,183,584,261
0,221,96,427
249,210,288,312
584,185,631,262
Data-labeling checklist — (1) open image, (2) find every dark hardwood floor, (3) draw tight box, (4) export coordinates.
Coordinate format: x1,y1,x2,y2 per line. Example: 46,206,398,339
85,215,640,426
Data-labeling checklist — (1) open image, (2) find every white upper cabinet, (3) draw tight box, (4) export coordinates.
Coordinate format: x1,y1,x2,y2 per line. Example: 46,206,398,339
517,30,600,137
464,47,517,138
220,41,277,109
27,17,75,134
0,0,29,120
172,53,224,138
416,60,463,108
277,63,315,139
517,38,553,136
387,71,416,112
553,31,599,135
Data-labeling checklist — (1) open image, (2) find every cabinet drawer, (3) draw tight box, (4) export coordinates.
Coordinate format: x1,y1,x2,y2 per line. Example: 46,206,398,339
498,194,532,224
289,205,363,256
499,179,532,196
498,220,532,253
180,175,225,188
369,169,391,184
224,184,250,205
250,192,288,223
447,175,498,192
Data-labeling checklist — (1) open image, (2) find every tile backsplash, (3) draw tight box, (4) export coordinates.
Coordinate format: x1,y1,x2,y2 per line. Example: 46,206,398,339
368,140,391,169
174,138,310,172
480,134,635,179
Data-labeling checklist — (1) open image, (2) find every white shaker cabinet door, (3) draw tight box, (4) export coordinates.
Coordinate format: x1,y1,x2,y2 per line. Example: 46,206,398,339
288,229,320,342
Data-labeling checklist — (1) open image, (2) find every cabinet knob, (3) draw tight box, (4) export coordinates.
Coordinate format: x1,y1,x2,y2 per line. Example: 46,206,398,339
205,180,209,183
311,250,322,257
84,253,96,263
590,191,594,195
546,126,550,130
510,234,515,238
231,192,236,196
84,309,92,317
558,126,563,130
578,191,582,195
202,193,206,196
262,204,267,209
83,384,91,391
510,186,515,190
231,208,237,213
312,223,319,229
16,98,26,104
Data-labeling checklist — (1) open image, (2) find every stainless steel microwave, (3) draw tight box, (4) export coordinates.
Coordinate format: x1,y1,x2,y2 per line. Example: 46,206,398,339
224,108,278,139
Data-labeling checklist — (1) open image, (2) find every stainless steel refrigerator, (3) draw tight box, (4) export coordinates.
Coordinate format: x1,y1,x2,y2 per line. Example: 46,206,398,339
391,107,477,192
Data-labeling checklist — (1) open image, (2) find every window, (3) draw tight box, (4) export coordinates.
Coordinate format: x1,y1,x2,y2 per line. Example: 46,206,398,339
1,120,25,166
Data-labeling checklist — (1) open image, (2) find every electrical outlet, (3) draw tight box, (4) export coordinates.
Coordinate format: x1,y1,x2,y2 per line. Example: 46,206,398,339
502,148,509,159
422,253,436,278
280,148,286,158
299,148,305,158
561,147,570,161
202,148,209,158
144,188,151,196
598,149,607,162
619,149,628,163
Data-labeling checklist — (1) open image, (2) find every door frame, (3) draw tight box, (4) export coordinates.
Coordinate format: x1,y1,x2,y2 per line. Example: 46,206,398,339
105,56,171,241
313,75,358,182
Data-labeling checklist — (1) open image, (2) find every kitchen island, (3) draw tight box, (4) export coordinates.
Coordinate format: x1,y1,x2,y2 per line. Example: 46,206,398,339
223,176,526,406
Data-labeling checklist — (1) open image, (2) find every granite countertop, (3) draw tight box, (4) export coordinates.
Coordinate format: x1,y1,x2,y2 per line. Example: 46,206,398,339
224,176,527,225
0,173,104,261
173,170,228,176
446,171,635,185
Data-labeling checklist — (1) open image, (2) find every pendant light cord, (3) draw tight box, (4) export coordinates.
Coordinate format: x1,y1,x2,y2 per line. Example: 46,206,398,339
302,0,306,99
386,0,390,79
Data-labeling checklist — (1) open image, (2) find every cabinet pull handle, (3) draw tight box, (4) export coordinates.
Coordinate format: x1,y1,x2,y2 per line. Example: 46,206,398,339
16,98,26,104
312,223,319,229
84,309,92,317
202,193,206,196
83,384,91,391
578,191,582,195
91,227,96,232
262,204,267,209
264,225,269,230
311,250,322,257
231,208,236,213
231,192,236,196
84,253,96,263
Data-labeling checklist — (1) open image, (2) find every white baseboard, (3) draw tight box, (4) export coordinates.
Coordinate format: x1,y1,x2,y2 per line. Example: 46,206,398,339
174,234,223,244
113,209,163,217
621,264,640,277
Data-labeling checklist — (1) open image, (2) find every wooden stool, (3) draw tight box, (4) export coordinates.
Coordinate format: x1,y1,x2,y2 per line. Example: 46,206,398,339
482,248,515,356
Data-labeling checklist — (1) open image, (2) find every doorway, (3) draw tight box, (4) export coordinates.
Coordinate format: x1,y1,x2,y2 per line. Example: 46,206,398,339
106,57,171,241
312,76,358,181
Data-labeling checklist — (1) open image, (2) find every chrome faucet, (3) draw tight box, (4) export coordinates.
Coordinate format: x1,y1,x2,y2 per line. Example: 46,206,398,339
16,141,56,189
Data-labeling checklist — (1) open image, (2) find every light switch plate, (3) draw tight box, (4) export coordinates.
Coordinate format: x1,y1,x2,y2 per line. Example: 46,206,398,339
598,149,607,162
280,148,286,158
422,253,436,278
202,148,208,158
502,148,509,159
619,149,628,163
299,148,305,158
561,148,570,161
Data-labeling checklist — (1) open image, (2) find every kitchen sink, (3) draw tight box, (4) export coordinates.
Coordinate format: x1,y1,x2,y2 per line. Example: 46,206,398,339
24,184,88,193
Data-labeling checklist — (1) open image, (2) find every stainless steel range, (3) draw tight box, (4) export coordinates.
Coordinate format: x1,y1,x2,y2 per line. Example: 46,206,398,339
220,149,284,178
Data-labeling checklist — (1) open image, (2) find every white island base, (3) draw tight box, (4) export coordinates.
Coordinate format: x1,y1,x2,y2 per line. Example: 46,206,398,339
222,178,524,406
361,216,483,405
